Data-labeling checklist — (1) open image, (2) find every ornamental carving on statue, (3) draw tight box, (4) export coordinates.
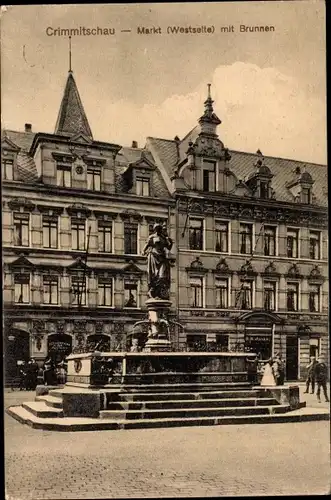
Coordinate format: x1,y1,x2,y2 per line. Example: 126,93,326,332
215,258,231,275
57,321,66,334
32,320,44,333
32,334,44,352
73,320,87,333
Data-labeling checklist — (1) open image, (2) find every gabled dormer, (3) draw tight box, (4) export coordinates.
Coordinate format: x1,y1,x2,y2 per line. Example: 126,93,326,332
286,165,315,204
246,150,274,199
122,152,156,196
1,135,20,181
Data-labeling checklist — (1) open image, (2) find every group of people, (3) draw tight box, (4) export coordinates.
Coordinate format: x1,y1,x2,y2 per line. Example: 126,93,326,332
18,359,39,390
304,356,329,403
18,358,67,389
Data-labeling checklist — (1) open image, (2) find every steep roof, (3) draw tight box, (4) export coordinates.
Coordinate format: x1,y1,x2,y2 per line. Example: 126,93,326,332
54,71,93,140
2,130,39,183
146,132,327,207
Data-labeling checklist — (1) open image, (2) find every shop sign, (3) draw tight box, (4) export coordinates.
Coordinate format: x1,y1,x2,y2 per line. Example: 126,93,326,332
48,339,72,353
246,335,271,343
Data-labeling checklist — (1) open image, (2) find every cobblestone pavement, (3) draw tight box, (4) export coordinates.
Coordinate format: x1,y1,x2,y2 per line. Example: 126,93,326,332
5,389,330,499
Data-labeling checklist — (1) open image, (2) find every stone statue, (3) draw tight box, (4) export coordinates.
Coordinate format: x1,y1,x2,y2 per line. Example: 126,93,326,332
143,223,173,300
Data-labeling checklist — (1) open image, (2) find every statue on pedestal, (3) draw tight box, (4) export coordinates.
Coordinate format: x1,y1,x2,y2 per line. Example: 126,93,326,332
143,223,173,300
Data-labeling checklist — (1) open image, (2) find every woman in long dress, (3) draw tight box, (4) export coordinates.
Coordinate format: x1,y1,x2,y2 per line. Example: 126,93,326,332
260,360,277,386
143,223,173,300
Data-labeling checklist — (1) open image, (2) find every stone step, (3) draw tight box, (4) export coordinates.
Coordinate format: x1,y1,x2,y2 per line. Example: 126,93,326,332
119,382,251,392
118,389,259,402
7,405,330,432
35,395,63,409
22,401,64,418
109,397,278,411
99,404,290,420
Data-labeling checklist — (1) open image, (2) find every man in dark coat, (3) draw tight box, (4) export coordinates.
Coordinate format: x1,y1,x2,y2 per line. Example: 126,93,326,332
315,357,329,403
304,356,318,394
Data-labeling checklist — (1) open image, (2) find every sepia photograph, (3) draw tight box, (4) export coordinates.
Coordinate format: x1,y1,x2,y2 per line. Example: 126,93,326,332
1,1,329,498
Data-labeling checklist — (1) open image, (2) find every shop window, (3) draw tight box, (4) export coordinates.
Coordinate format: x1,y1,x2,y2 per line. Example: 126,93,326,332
215,221,228,253
124,281,138,308
190,277,203,308
215,334,229,352
13,213,29,246
189,218,204,250
240,223,252,254
187,334,207,351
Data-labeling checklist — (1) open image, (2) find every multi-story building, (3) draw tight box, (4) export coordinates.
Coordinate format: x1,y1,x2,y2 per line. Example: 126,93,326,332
2,69,176,381
2,72,328,382
146,86,328,381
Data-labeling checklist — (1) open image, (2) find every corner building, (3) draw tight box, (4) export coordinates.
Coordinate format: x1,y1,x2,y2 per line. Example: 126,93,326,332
145,87,328,381
2,69,176,382
2,74,328,382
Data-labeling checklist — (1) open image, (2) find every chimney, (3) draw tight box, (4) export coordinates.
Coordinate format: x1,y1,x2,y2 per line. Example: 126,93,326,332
25,123,32,132
131,140,138,148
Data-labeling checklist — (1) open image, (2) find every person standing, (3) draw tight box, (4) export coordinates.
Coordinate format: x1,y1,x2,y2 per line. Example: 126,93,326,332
315,357,329,403
304,356,318,394
246,354,258,385
260,359,277,386
272,355,285,386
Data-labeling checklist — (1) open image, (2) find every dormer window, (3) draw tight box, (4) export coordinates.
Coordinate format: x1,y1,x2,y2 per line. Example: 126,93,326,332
260,181,269,199
87,168,101,191
57,164,72,188
2,158,14,180
136,177,150,196
202,160,216,192
301,187,311,204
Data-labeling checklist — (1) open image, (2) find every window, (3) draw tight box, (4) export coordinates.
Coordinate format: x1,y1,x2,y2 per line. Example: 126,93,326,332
187,334,206,351
13,213,29,246
215,221,228,253
240,224,253,254
264,226,276,256
309,285,320,312
202,161,216,192
14,274,30,303
309,231,321,260
2,159,14,180
309,338,320,358
98,280,113,307
136,177,150,196
216,278,228,308
287,229,299,258
87,169,101,191
43,216,58,249
71,276,87,306
72,220,86,250
124,282,138,307
57,164,72,188
190,277,203,308
124,222,138,254
240,281,253,309
287,282,299,311
43,276,58,305
301,187,311,204
260,181,269,199
189,218,204,250
263,281,276,311
215,334,229,352
98,223,112,253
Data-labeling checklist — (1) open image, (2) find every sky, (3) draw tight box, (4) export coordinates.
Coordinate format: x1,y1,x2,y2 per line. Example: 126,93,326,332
1,1,327,164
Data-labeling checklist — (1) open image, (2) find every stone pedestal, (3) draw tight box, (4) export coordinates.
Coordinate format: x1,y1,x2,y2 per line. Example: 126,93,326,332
143,298,172,352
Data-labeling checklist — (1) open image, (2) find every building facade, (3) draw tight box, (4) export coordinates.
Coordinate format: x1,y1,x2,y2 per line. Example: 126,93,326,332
2,69,176,381
2,73,328,381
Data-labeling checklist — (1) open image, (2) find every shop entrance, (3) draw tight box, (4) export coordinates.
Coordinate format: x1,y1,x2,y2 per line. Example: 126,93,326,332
47,334,72,365
286,336,299,380
245,330,272,360
5,328,30,382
